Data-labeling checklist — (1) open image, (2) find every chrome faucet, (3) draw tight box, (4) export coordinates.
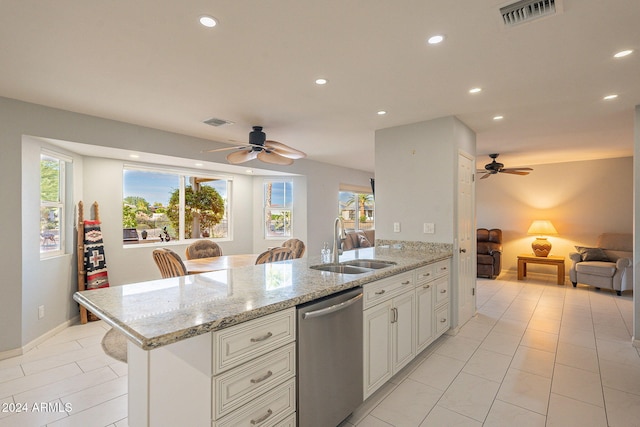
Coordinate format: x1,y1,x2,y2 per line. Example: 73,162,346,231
333,216,346,264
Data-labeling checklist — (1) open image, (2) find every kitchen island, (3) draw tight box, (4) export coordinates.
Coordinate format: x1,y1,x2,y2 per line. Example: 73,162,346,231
74,243,453,426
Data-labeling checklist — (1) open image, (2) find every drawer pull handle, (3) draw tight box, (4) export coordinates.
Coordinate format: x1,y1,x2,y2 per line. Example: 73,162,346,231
401,280,411,285
250,370,273,384
441,267,448,271
422,273,431,277
440,318,447,323
250,408,273,425
375,290,386,295
440,289,447,294
423,285,431,289
250,332,273,343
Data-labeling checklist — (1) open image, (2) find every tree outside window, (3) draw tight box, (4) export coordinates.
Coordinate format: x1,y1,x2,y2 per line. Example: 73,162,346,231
122,168,229,243
339,191,374,231
40,153,65,255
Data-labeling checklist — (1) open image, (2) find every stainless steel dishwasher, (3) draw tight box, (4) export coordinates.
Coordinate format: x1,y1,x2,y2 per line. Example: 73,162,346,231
297,287,363,427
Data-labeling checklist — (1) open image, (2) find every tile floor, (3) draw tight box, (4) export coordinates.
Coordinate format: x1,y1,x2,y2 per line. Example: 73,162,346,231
0,271,639,426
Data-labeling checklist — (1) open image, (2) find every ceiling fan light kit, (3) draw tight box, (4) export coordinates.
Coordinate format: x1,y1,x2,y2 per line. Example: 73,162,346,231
206,126,306,166
477,153,533,179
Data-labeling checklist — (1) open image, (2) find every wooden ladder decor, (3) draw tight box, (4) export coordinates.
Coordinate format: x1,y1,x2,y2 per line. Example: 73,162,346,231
77,201,106,323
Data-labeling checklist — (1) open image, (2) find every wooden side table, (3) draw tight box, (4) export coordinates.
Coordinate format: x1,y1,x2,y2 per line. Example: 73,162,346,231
517,254,566,285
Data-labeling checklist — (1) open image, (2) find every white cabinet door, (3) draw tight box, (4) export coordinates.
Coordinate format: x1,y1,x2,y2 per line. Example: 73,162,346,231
415,282,434,353
392,291,415,373
363,300,393,399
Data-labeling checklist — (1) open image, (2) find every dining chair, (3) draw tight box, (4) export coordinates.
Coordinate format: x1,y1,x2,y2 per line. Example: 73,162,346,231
282,238,306,258
255,247,294,264
185,239,223,260
153,248,188,278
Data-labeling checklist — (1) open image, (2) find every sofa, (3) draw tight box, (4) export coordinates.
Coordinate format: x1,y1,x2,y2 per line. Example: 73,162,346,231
342,229,375,251
569,233,633,296
477,228,502,279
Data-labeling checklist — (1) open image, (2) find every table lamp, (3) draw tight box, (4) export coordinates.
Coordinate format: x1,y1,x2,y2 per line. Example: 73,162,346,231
527,220,558,257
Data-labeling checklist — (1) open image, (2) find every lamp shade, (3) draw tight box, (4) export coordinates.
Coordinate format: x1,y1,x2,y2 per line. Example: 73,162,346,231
527,220,558,236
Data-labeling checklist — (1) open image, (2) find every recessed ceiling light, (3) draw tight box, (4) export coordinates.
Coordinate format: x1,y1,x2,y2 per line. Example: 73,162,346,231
246,169,254,174
493,115,504,121
603,94,618,100
427,35,445,45
614,49,633,58
195,163,204,167
469,87,482,94
377,110,387,115
199,15,217,28
129,154,139,158
315,78,328,85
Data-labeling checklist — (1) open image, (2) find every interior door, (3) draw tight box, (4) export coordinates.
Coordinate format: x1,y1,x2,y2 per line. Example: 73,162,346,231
457,151,475,326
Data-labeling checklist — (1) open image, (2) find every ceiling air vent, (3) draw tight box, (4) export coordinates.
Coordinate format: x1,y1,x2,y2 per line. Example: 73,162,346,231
203,117,234,127
500,0,558,27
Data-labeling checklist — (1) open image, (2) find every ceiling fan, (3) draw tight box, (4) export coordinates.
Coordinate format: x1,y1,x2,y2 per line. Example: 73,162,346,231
477,153,533,179
206,126,306,165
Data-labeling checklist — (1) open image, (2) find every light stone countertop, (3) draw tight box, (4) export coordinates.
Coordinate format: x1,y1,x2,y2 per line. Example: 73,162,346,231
74,244,452,350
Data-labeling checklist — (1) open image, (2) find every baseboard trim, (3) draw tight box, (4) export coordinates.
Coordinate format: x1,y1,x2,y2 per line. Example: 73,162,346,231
633,337,640,349
0,315,80,361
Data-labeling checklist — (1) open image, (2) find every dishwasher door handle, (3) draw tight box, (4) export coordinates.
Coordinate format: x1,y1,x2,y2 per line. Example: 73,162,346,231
302,293,363,319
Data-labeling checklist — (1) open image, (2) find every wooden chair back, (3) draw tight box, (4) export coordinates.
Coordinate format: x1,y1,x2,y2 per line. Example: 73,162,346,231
153,248,187,278
255,247,294,265
185,240,223,260
282,238,306,258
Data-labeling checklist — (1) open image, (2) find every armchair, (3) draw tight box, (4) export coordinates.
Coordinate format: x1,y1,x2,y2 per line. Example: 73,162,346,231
569,233,632,296
477,228,502,279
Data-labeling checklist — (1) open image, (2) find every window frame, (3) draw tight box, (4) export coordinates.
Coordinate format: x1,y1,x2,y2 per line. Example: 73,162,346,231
122,165,232,245
338,186,375,231
264,179,293,240
40,150,68,258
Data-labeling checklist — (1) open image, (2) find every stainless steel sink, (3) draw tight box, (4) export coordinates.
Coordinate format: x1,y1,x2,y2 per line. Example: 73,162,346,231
342,259,397,269
310,264,373,274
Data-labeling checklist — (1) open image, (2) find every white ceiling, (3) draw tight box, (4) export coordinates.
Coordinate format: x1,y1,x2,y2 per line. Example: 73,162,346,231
1,0,639,173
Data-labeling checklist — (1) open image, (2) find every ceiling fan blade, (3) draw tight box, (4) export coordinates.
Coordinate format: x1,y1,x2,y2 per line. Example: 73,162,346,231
264,140,306,159
480,173,492,179
257,150,294,165
499,170,530,175
226,149,258,164
501,167,533,172
204,144,252,154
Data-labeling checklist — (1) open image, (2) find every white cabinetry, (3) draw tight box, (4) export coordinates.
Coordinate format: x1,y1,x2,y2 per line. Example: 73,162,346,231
363,272,415,399
362,259,451,400
415,259,450,353
128,308,297,427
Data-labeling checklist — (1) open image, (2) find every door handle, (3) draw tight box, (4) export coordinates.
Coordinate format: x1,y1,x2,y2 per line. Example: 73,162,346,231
459,248,467,253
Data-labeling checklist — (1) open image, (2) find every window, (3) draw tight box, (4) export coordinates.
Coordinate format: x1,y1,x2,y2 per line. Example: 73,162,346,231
339,190,374,231
264,180,293,238
40,152,66,256
123,167,231,243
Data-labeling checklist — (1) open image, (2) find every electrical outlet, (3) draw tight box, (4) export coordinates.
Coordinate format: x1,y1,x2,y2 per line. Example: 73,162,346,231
423,223,435,234
393,222,401,233
38,305,45,319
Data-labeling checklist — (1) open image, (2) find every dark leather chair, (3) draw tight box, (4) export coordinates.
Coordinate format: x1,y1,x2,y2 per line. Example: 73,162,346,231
477,228,502,279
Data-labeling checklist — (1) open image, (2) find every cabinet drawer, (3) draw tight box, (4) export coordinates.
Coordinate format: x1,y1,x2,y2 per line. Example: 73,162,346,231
214,342,296,419
435,275,450,305
214,377,296,427
435,304,450,336
414,265,436,285
363,272,414,309
433,260,450,278
213,308,295,374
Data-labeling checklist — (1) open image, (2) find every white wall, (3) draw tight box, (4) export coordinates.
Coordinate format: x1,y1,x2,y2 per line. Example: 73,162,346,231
374,116,475,243
476,157,633,274
633,104,639,346
0,96,372,353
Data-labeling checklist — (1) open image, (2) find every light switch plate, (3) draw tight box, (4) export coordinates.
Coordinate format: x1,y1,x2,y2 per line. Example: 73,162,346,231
423,223,435,234
393,222,401,233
